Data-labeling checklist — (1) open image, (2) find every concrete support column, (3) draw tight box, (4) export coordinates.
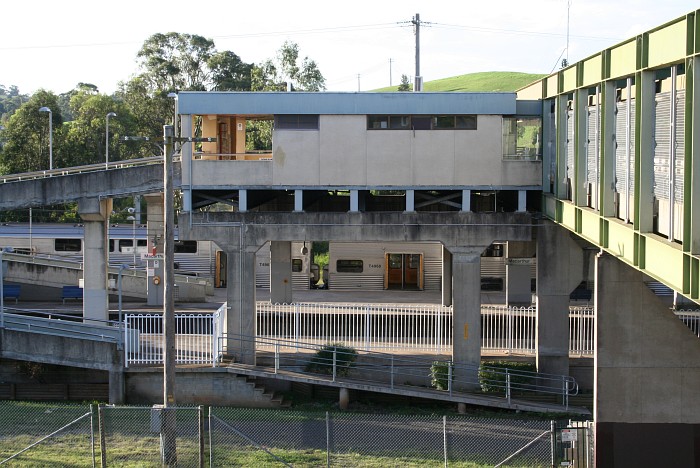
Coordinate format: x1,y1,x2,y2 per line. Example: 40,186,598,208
226,245,258,365
448,247,483,386
239,189,247,213
506,241,534,306
536,222,582,377
270,241,293,304
405,190,415,212
108,370,124,404
517,190,527,212
78,198,112,323
144,194,164,306
350,190,359,212
461,190,471,212
294,190,303,212
594,252,700,467
441,246,452,307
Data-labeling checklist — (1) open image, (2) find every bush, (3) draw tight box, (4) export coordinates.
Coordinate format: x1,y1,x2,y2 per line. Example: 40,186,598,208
430,360,454,391
479,361,536,393
305,344,358,377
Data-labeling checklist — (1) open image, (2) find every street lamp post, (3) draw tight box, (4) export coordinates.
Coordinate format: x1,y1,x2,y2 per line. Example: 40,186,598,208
38,107,53,170
106,112,117,169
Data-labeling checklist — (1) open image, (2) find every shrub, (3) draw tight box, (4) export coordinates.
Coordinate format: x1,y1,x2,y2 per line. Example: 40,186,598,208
430,360,454,391
305,344,358,377
479,361,536,393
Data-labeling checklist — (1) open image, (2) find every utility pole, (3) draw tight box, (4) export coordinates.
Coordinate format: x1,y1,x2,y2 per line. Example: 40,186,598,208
357,74,361,92
161,124,177,466
412,13,422,92
389,58,393,86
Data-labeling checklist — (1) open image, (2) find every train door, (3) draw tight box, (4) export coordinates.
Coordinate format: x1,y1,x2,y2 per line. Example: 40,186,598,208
385,253,423,290
215,250,227,288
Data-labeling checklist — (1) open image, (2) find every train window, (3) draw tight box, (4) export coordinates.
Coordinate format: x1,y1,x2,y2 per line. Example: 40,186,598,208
137,239,147,247
337,259,363,273
109,239,115,252
388,254,402,268
174,241,197,254
433,116,455,128
292,259,303,272
275,115,319,130
118,239,133,253
482,243,504,257
55,238,81,252
408,254,421,269
455,115,477,129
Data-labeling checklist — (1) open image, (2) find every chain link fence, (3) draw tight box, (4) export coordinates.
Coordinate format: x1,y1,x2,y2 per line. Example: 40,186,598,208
0,402,585,467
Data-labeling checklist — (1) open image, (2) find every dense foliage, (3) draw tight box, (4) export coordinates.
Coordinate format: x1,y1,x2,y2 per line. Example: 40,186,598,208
0,34,325,176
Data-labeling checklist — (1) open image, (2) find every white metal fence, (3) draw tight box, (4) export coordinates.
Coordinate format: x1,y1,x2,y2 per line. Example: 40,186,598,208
258,303,596,357
257,302,454,353
124,304,598,366
124,311,223,367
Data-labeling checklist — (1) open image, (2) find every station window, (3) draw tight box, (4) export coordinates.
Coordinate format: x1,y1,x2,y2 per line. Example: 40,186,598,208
368,115,477,130
275,115,319,130
337,259,364,273
292,258,303,272
174,241,198,254
55,238,82,252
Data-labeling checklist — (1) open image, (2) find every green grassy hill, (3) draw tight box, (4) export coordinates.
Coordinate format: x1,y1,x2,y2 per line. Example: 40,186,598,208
374,71,546,92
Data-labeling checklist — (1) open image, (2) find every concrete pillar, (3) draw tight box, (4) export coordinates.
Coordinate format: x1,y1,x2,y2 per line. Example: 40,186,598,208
535,222,583,377
144,194,164,306
461,190,471,212
78,198,112,323
405,189,415,212
441,246,452,307
517,190,527,212
270,241,293,304
594,252,700,467
350,190,359,212
226,245,258,365
294,190,303,212
506,241,534,306
239,189,247,213
448,247,482,386
108,370,124,404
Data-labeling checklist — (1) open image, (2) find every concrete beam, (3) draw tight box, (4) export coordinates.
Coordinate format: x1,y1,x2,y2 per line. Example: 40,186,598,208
180,212,533,247
0,162,179,211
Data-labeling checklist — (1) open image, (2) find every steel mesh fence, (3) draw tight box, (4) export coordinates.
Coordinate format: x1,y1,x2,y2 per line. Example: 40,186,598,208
0,402,573,467
97,405,203,467
210,407,555,467
0,402,94,467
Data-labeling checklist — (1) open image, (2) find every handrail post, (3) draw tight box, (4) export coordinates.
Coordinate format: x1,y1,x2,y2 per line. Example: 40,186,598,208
332,348,337,382
275,342,280,374
447,361,453,395
506,370,511,406
390,355,394,389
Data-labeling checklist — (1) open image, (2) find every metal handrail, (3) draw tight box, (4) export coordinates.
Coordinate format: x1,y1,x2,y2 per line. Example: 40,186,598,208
219,332,578,409
2,309,124,344
0,156,164,184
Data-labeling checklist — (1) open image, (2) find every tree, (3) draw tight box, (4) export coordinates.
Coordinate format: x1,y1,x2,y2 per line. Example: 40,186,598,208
0,90,63,173
136,32,216,91
208,51,252,91
0,85,29,122
62,91,135,167
398,74,412,92
252,41,326,92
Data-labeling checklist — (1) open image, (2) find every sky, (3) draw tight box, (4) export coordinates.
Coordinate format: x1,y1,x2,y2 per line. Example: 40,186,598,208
1,0,698,96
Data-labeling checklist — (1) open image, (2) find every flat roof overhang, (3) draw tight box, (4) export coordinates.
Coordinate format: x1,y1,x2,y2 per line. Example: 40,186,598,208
178,91,517,116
